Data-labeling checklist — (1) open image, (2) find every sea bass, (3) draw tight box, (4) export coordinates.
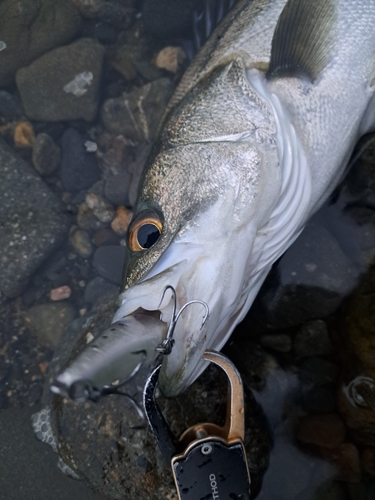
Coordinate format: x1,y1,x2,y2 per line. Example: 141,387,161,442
56,0,375,399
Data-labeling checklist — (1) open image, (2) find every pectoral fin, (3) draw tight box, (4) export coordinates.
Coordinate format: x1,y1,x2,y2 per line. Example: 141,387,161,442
267,0,336,82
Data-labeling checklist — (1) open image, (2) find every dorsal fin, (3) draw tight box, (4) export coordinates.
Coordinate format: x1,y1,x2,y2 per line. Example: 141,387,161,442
267,0,336,82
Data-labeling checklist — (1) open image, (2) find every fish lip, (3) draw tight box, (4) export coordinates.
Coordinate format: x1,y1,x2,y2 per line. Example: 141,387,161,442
51,378,100,403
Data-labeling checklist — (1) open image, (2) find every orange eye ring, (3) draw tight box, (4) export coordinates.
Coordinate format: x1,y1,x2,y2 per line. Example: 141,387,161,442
128,211,163,251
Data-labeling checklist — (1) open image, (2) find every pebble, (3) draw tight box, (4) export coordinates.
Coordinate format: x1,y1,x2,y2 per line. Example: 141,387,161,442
0,0,80,86
50,286,72,301
361,447,375,476
84,277,119,305
14,122,35,148
85,193,115,223
92,245,126,284
93,228,120,247
155,47,186,73
73,0,134,28
294,319,333,359
16,39,105,122
0,91,22,120
321,443,361,483
101,78,172,142
142,0,201,38
32,133,61,176
260,334,292,353
296,413,346,449
257,221,359,329
77,203,104,232
84,141,98,153
111,207,133,235
69,228,93,258
302,386,336,414
314,481,350,500
61,128,101,193
0,140,70,297
298,357,339,386
24,302,76,348
104,171,132,207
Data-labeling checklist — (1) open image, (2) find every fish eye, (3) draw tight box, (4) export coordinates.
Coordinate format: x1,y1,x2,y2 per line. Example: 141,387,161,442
128,210,163,251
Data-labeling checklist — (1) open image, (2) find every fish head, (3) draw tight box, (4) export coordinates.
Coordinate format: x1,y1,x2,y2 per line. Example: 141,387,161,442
115,60,282,396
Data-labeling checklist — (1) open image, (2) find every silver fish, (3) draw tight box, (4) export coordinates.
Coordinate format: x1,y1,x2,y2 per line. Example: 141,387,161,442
58,0,375,398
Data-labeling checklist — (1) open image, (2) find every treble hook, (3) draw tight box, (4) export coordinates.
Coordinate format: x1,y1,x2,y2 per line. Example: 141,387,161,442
156,285,209,356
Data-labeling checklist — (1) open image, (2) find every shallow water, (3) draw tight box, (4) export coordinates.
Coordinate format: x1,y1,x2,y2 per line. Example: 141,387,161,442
0,0,374,499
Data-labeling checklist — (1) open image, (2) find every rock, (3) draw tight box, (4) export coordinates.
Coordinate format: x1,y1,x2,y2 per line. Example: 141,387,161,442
93,228,120,247
294,320,333,359
314,481,350,500
14,122,35,148
85,193,115,223
101,78,172,141
256,222,359,329
32,133,61,176
0,140,70,298
0,0,80,86
77,203,104,232
321,443,361,483
61,128,101,193
296,413,346,449
260,334,292,353
111,206,132,235
16,39,105,122
104,172,132,207
142,0,203,38
0,91,23,120
302,386,336,414
298,357,339,387
69,228,93,258
155,46,186,73
73,0,134,28
50,286,72,301
84,277,119,304
361,447,375,476
24,302,76,348
92,245,126,284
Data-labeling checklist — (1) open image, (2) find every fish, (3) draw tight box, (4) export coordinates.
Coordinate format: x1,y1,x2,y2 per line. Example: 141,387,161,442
55,0,375,399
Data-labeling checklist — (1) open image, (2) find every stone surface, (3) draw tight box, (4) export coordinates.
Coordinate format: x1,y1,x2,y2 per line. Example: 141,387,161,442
111,206,132,235
155,46,186,73
84,276,119,305
0,0,80,86
101,78,172,142
61,128,101,193
296,414,346,449
104,171,132,207
255,222,359,329
298,357,339,387
69,228,93,258
32,133,61,176
0,91,23,120
302,386,336,414
260,334,292,353
73,0,134,28
0,140,70,297
85,193,115,223
14,122,35,148
24,302,76,348
294,320,333,359
16,39,105,122
92,245,126,284
93,228,120,247
50,286,72,301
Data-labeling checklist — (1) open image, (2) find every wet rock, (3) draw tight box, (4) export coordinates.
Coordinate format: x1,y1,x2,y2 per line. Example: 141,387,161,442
302,386,336,414
85,193,115,223
296,413,346,449
0,140,70,298
0,0,80,86
16,39,105,122
320,443,361,483
93,227,120,247
104,171,132,207
298,358,339,387
256,222,359,329
155,46,186,73
361,447,375,477
111,206,132,235
61,128,101,192
77,203,104,232
50,286,72,301
101,78,172,142
32,133,61,176
0,91,22,120
294,320,333,359
314,481,350,500
24,302,76,348
260,334,292,353
73,0,134,28
69,228,93,258
92,245,126,284
13,122,35,148
84,277,119,304
142,0,202,38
